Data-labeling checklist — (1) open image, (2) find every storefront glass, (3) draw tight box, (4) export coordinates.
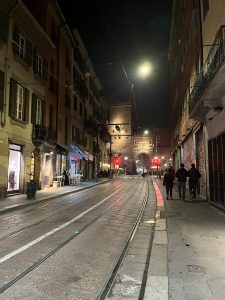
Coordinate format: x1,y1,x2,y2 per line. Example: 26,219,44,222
56,154,67,175
69,156,77,176
8,144,22,191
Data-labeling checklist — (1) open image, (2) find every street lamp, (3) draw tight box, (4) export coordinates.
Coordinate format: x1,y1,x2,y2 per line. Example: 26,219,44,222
144,130,149,135
137,62,152,78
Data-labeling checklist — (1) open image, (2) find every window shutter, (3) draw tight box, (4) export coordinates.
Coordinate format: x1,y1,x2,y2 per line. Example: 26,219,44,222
25,38,32,66
33,48,38,73
0,70,4,111
24,88,30,123
12,25,19,54
42,58,48,81
9,78,17,118
0,9,9,43
42,100,46,126
31,93,37,124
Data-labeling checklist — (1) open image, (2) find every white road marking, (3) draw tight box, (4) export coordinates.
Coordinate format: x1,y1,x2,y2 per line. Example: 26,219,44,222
0,189,125,264
2,215,17,221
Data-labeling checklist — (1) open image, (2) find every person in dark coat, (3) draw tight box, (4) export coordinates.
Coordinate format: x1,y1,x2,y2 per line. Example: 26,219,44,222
175,163,188,200
163,167,175,200
63,170,69,185
187,163,201,200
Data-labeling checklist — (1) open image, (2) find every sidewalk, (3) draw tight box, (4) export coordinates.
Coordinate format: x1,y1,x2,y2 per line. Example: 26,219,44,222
145,178,225,300
0,178,111,215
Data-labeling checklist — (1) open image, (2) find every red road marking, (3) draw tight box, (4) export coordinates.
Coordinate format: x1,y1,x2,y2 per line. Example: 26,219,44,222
153,182,164,207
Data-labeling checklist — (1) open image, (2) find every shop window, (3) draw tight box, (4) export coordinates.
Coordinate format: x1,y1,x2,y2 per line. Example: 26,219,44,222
8,144,22,192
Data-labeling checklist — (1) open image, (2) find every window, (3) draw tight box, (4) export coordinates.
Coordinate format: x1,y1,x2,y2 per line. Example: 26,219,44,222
0,9,9,43
16,84,24,120
37,55,43,75
31,93,44,126
9,78,29,123
36,98,42,125
18,33,25,59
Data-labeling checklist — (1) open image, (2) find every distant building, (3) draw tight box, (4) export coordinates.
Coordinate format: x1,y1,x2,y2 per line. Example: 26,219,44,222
108,102,170,174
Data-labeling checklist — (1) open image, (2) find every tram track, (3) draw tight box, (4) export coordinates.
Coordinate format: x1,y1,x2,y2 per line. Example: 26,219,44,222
0,182,127,242
97,178,150,300
0,178,145,295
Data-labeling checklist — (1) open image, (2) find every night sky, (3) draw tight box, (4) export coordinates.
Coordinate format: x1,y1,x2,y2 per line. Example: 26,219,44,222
58,0,172,129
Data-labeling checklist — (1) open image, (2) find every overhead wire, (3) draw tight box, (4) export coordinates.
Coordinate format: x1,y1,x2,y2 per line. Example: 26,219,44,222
95,0,141,129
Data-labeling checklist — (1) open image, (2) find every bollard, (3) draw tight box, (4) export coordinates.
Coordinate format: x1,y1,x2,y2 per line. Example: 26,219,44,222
26,180,37,200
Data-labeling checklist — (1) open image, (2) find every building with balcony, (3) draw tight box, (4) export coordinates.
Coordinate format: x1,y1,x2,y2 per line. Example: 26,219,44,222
192,1,225,209
0,0,110,199
22,1,109,183
169,0,225,208
0,0,54,195
72,29,109,179
169,0,207,199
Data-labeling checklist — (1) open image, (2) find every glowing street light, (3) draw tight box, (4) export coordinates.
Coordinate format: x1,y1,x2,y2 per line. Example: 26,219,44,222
144,130,149,135
137,62,152,78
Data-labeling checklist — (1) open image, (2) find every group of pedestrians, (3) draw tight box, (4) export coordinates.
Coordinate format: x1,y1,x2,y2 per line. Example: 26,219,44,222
163,163,201,201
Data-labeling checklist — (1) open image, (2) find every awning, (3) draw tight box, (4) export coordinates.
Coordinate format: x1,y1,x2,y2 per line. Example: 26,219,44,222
83,151,89,160
56,144,68,155
57,144,83,159
70,144,84,159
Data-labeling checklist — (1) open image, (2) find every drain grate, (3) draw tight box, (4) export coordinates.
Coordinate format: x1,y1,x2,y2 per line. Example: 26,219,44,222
187,265,206,273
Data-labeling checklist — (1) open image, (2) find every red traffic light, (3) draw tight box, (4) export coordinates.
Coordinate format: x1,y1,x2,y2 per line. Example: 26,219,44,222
151,156,160,166
113,157,120,166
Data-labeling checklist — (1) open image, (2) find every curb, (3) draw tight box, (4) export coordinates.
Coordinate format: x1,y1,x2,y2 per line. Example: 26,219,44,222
0,179,111,215
144,180,168,300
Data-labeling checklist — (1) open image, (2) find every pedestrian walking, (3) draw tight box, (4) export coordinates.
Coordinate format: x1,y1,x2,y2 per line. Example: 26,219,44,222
187,163,201,201
163,167,174,200
175,163,188,201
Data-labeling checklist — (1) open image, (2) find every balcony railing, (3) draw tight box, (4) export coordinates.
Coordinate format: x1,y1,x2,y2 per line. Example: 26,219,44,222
32,124,47,146
189,25,225,117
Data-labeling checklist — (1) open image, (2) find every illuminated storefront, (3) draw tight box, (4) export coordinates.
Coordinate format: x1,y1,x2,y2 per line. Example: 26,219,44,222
7,144,22,192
